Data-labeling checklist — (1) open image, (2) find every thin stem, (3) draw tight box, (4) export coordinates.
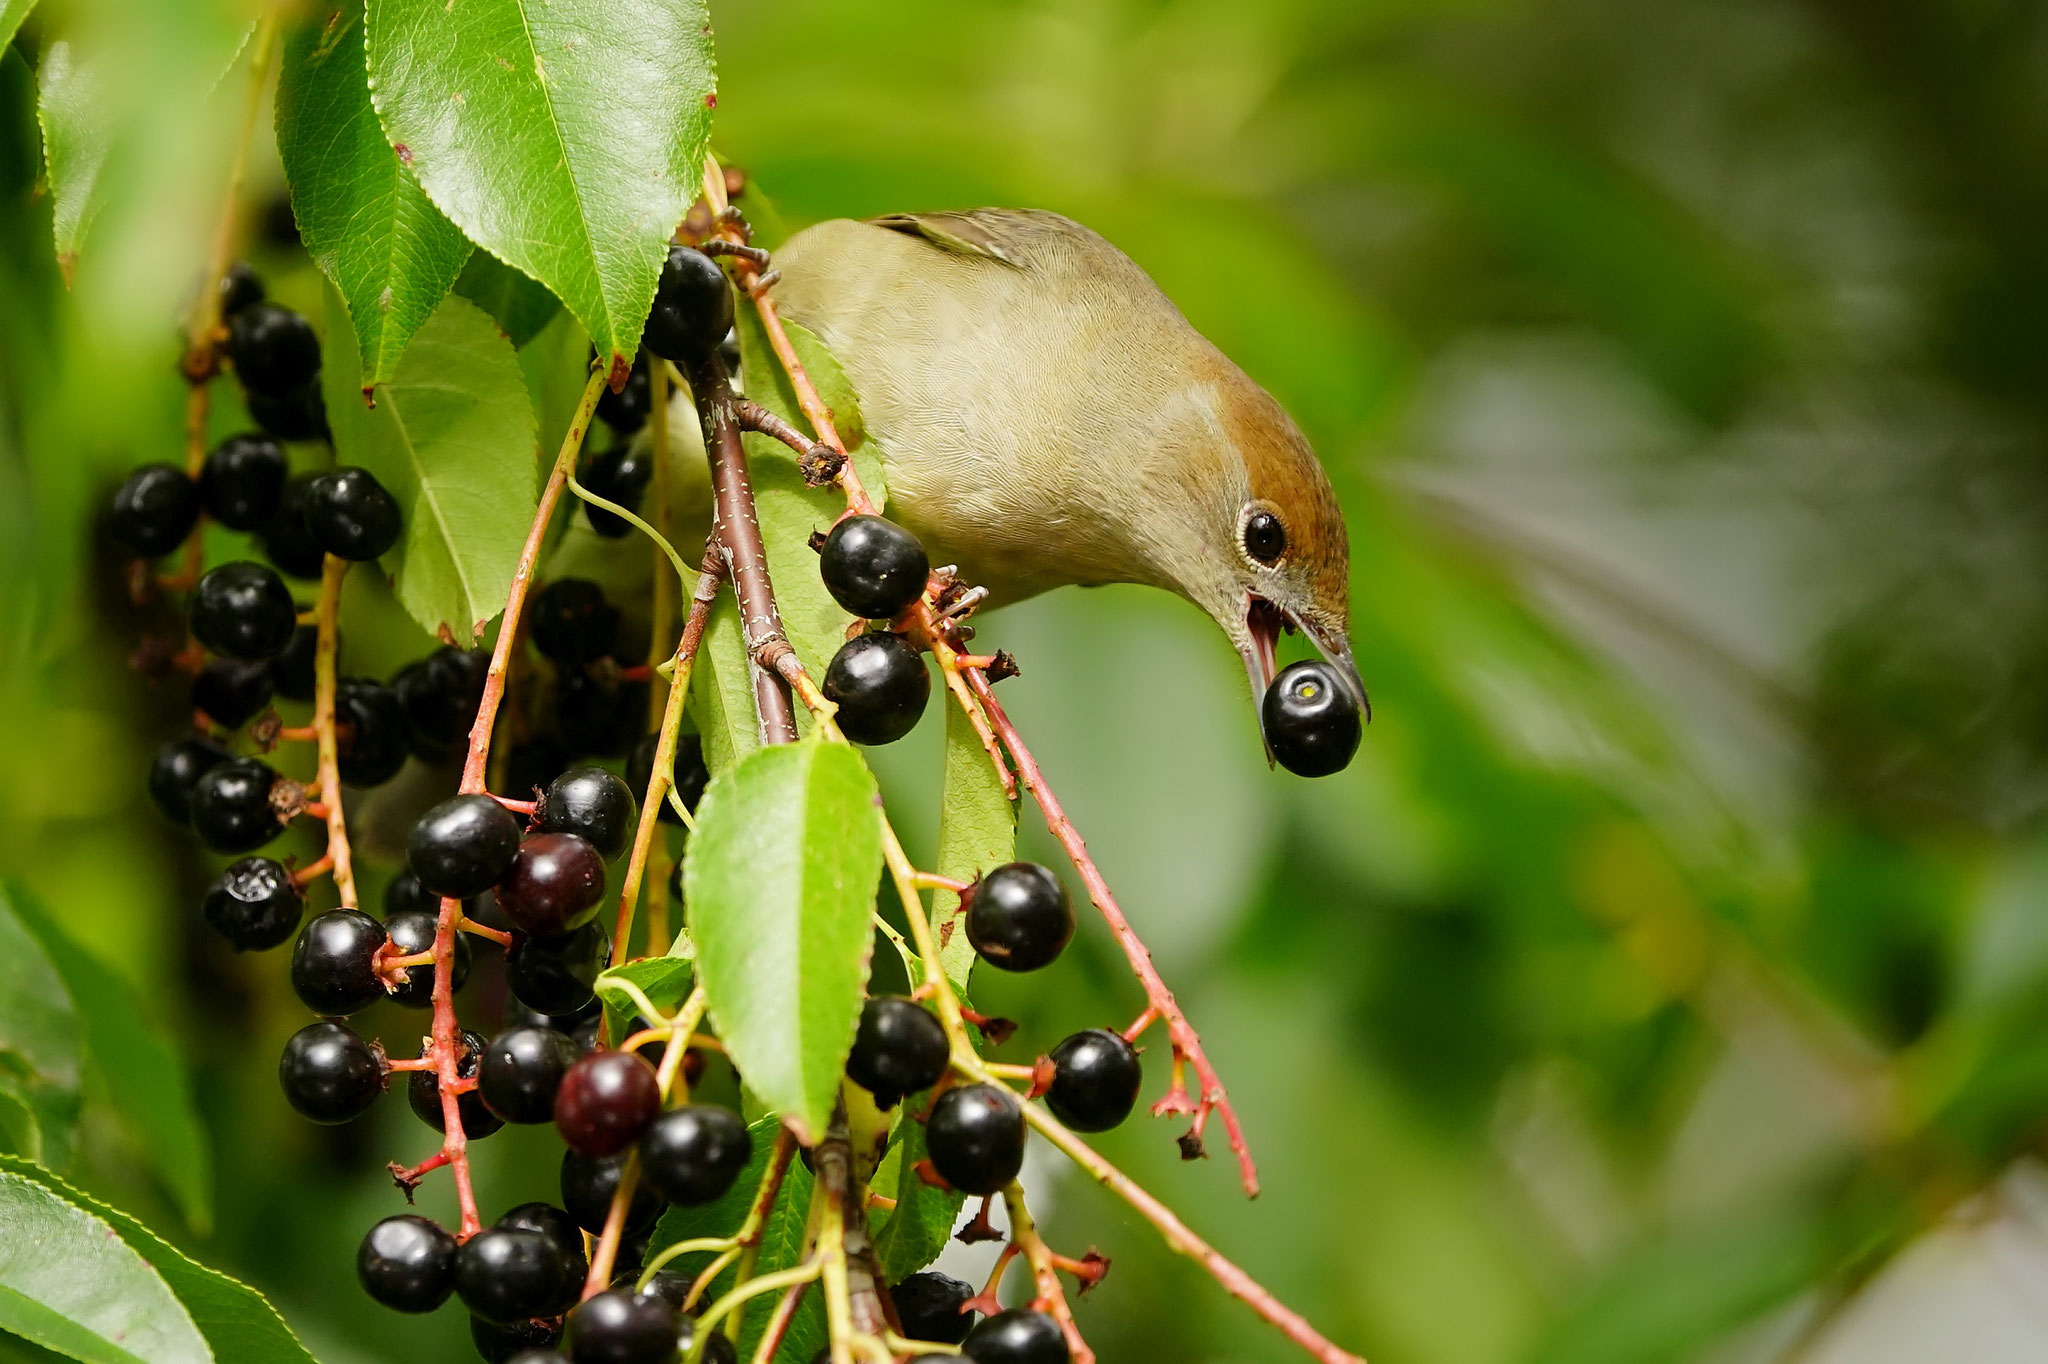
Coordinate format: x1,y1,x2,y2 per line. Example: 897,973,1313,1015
749,1281,812,1364
721,1125,799,1341
1004,1184,1093,1364
697,1260,821,1344
180,15,276,382
309,556,358,907
646,358,677,952
431,888,482,1237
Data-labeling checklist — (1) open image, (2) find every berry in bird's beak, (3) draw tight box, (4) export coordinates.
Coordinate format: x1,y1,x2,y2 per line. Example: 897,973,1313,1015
1240,595,1371,763
1261,660,1363,777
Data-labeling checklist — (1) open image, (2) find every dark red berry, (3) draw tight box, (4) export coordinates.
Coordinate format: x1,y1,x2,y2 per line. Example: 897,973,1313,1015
642,246,733,366
188,757,284,853
305,466,401,561
962,1309,1069,1364
472,1315,563,1363
845,998,948,1105
555,1050,661,1156
202,856,304,950
1043,1029,1141,1132
580,446,652,538
497,832,608,936
1261,660,1362,778
481,1025,581,1124
336,676,408,786
506,921,609,1016
893,1271,976,1346
391,645,487,760
409,1029,504,1139
218,260,265,318
820,515,929,620
594,349,651,433
383,907,471,1008
455,1226,572,1325
626,733,707,826
279,1020,383,1123
147,737,227,823
637,1104,749,1206
496,1202,588,1310
192,561,298,661
199,432,287,530
561,1148,666,1235
291,908,387,1014
226,301,321,396
246,379,329,442
529,579,618,664
539,767,638,861
555,669,645,758
925,1083,1025,1195
259,474,327,580
109,463,200,557
192,657,274,728
564,1288,678,1364
823,632,929,745
357,1214,456,1313
269,623,321,701
964,862,1072,973
409,793,524,898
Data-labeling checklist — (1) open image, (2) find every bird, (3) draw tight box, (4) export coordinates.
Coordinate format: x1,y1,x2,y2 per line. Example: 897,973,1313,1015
735,208,1364,727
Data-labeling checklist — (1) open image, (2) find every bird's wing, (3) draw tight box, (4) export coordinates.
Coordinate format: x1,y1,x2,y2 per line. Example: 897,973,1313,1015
866,210,1038,266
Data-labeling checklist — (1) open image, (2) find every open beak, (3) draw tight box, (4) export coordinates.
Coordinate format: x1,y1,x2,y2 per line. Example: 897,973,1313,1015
1241,595,1371,722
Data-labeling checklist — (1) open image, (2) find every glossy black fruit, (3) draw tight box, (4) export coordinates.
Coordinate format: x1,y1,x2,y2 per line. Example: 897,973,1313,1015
218,260,265,318
270,623,321,701
637,1104,749,1206
226,301,321,396
506,921,609,1015
820,515,929,620
564,1289,678,1364
472,1316,564,1364
385,868,456,917
642,246,732,366
845,998,948,1106
305,467,402,561
192,657,274,728
199,433,287,530
202,856,304,950
823,632,929,745
497,833,607,936
188,757,284,852
409,793,524,898
496,1202,588,1311
291,908,388,1015
530,579,618,664
962,1309,1069,1364
925,1083,1026,1195
555,669,645,758
391,645,488,760
455,1226,572,1325
893,1271,976,1346
147,737,228,823
561,1148,666,1235
259,474,328,579
581,446,652,538
963,862,1072,973
191,561,297,661
481,1026,581,1124
384,907,471,1008
595,349,651,433
1261,660,1362,778
109,463,201,557
1043,1029,1142,1132
555,1050,661,1156
336,676,409,786
357,1214,456,1313
246,379,329,442
279,1020,382,1123
626,734,707,826
410,1028,504,1139
539,768,638,862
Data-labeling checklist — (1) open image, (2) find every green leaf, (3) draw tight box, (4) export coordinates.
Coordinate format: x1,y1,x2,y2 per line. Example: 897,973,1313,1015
455,249,560,349
0,1155,318,1364
517,307,592,458
0,1169,208,1364
323,285,539,641
0,891,78,1171
35,39,113,275
7,887,210,1233
870,1115,964,1282
0,0,37,55
364,0,716,368
276,2,471,390
685,741,882,1143
0,1079,42,1164
930,699,1016,992
693,595,761,777
594,957,694,1048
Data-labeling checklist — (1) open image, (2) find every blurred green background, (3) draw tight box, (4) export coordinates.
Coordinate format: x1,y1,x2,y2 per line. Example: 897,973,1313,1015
11,0,2048,1361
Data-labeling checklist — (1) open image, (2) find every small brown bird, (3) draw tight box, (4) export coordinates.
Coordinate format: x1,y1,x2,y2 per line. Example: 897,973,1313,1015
769,208,1365,722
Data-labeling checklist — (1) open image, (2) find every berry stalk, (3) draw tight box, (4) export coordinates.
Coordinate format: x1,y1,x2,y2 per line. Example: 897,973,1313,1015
1003,1182,1093,1364
309,554,359,908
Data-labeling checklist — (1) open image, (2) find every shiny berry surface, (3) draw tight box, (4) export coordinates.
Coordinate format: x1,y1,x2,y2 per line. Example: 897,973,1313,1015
357,1214,456,1313
561,1149,666,1234
480,1025,581,1124
529,578,618,664
472,1316,564,1363
305,466,402,561
497,832,608,936
408,1028,504,1138
637,1104,750,1206
845,997,948,1105
260,474,328,578
539,767,637,862
823,632,930,745
383,907,471,1008
506,921,610,1016
925,1083,1026,1195
962,1309,1070,1364
580,445,653,538
1261,659,1363,777
496,1202,587,1309
202,856,304,950
454,1226,571,1325
109,463,201,557
408,793,524,898
554,1049,661,1156
964,862,1073,973
192,657,274,728
189,757,283,853
226,301,321,396
564,1288,679,1364
278,1021,382,1123
642,246,733,365
290,908,387,1015
191,561,298,661
820,514,930,620
335,676,408,787
218,260,265,317
893,1271,976,1345
199,433,287,530
1043,1029,1142,1132
147,738,228,823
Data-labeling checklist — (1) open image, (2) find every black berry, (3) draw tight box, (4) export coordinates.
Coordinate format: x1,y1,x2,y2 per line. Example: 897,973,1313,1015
383,907,471,1008
964,863,1072,973
357,1214,456,1313
540,768,638,861
507,921,609,1016
191,561,298,661
109,463,201,557
595,349,651,434
893,1271,976,1346
564,1289,678,1364
472,1316,564,1364
270,623,321,701
581,445,652,538
384,868,460,917
555,669,645,758
496,1202,588,1310
561,1148,666,1235
637,1104,749,1206
529,579,618,664
845,998,948,1106
290,908,387,1014
555,1049,660,1156
409,1028,504,1139
503,736,573,801
258,474,328,578
202,856,304,950
188,757,284,853
147,737,227,823
218,260,265,318
191,657,274,728
1261,660,1362,778
226,301,321,396
497,832,608,936
409,793,524,898
962,1309,1069,1364
481,1025,582,1124
246,379,329,442
336,676,408,786
626,733,707,826
305,466,401,561
278,1020,383,1123
455,1226,572,1325
925,1083,1026,1195
823,632,929,745
391,645,488,760
642,246,733,366
199,433,287,530
820,515,929,620
1043,1029,1142,1132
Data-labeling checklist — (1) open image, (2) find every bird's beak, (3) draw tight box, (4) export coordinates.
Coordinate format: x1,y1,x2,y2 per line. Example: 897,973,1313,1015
1299,616,1370,723
1240,594,1371,723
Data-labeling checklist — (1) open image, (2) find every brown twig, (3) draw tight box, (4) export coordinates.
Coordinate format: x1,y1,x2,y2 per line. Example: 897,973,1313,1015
749,1280,812,1364
309,556,359,908
1004,1183,1093,1364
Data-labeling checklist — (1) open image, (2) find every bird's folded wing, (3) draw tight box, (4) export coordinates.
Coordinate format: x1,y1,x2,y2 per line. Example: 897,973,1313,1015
866,210,1032,266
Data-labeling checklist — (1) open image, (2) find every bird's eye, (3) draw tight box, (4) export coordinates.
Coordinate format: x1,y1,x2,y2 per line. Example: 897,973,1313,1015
1243,509,1286,565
